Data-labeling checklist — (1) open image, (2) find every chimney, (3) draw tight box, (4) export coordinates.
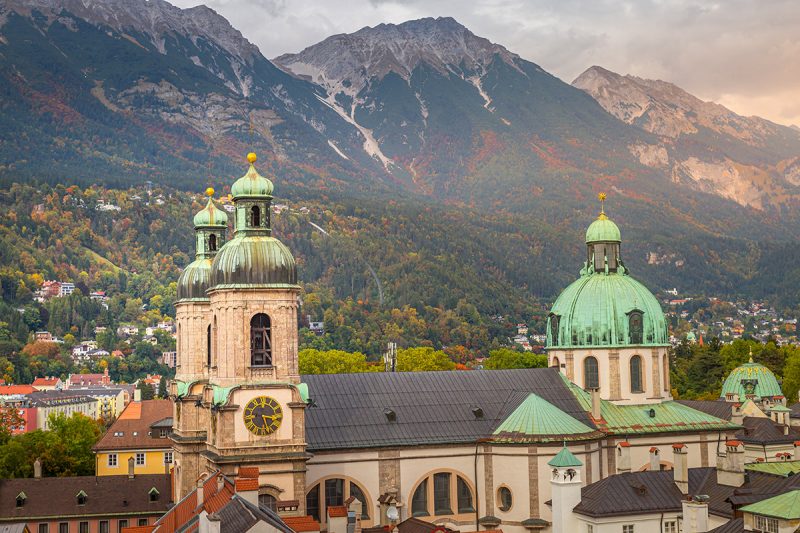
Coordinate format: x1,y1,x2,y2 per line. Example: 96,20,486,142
350,498,363,533
33,458,42,479
128,456,135,478
134,388,142,402
590,388,602,420
672,444,688,494
649,447,660,471
682,497,709,533
616,442,631,474
716,440,745,487
196,476,205,505
731,403,743,425
795,441,800,459
235,478,259,508
203,513,221,533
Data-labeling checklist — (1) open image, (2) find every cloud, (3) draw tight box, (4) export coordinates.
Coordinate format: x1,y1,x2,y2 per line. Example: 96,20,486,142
172,0,800,126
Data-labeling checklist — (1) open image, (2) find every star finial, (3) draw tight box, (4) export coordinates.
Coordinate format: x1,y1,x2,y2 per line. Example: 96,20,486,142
598,192,607,220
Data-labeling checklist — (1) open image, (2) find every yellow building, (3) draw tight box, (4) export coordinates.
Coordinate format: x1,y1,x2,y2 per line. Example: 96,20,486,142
93,399,173,476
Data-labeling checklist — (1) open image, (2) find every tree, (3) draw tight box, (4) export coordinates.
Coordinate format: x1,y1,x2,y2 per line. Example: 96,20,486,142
157,376,168,398
137,380,155,400
0,408,25,445
22,341,61,358
782,346,800,402
484,348,548,369
48,412,103,476
298,349,376,374
396,347,455,372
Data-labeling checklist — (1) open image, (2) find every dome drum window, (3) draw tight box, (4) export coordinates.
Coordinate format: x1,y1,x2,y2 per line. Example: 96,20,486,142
497,486,512,512
584,356,599,390
630,355,643,394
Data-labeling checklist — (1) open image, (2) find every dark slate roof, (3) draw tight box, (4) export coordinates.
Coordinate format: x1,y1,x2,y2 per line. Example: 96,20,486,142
676,400,733,421
301,368,593,451
736,416,800,445
0,474,171,521
216,495,293,533
790,402,799,419
572,467,800,519
707,518,743,533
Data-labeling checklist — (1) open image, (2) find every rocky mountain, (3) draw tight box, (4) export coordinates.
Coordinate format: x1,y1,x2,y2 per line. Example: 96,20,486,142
573,66,800,208
0,0,385,191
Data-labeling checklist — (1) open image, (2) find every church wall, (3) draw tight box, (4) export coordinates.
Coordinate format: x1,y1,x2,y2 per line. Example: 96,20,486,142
175,301,211,381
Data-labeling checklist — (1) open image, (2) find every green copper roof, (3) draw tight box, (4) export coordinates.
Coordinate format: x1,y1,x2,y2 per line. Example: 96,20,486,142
548,271,668,348
745,460,800,477
176,258,213,301
585,215,621,243
193,197,228,227
210,235,297,287
770,404,792,412
548,446,583,467
562,375,739,434
740,489,800,520
492,393,601,443
231,158,274,198
720,359,783,400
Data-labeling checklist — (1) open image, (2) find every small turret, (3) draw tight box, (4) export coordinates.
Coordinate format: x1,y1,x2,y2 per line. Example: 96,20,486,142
176,188,228,301
549,445,583,533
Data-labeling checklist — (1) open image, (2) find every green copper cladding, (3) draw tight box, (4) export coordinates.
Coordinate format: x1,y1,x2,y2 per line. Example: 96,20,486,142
231,157,274,199
176,258,214,301
720,359,783,400
585,217,621,243
492,393,601,443
547,209,668,349
193,197,228,227
548,446,583,468
210,235,297,287
739,489,800,520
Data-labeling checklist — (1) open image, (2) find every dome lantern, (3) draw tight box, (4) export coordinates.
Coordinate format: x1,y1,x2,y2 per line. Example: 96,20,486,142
177,188,228,301
209,153,297,289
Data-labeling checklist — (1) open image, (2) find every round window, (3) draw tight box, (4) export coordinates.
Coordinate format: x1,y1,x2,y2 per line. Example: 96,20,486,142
497,486,512,512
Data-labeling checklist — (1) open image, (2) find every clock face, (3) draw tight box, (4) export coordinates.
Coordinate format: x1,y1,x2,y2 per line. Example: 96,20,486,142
243,396,283,436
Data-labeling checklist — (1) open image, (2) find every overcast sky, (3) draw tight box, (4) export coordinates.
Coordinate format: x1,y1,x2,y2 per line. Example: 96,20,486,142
172,0,800,127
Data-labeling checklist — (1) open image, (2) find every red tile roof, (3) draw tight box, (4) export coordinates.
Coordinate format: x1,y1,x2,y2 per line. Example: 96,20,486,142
327,505,348,518
235,478,259,492
32,378,59,386
283,516,321,532
0,385,35,395
121,526,156,533
94,400,172,451
618,441,631,447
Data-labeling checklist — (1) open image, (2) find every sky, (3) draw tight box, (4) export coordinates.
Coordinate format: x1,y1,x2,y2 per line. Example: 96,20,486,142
171,0,800,127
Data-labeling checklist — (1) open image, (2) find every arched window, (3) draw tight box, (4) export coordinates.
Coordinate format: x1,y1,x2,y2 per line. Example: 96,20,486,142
251,205,261,227
549,315,560,345
206,324,212,367
630,355,643,393
250,314,272,366
258,494,277,512
497,486,512,512
584,356,599,390
551,356,560,368
410,472,474,517
208,233,217,252
306,478,370,522
629,311,643,344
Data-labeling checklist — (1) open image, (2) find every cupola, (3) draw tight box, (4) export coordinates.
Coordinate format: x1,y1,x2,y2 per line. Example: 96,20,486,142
176,188,228,301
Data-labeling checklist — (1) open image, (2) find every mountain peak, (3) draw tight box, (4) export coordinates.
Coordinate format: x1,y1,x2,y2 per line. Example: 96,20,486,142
274,16,519,96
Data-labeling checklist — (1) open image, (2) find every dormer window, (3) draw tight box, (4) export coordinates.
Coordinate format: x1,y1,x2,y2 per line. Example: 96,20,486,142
549,314,560,345
149,488,160,503
76,491,88,505
628,311,643,345
16,492,26,508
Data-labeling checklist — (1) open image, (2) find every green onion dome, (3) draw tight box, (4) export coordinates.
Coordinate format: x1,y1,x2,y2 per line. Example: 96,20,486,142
193,192,228,227
585,214,621,243
230,152,273,198
210,235,297,288
720,355,782,401
547,271,669,348
176,258,213,301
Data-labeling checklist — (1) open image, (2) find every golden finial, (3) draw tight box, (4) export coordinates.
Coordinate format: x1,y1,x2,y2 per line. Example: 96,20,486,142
597,192,608,220
205,187,215,198
247,152,257,164
748,346,753,363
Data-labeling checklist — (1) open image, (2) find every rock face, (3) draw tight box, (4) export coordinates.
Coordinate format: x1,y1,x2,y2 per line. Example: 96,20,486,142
574,66,800,209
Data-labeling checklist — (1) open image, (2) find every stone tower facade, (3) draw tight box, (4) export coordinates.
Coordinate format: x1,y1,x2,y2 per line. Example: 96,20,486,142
171,154,307,511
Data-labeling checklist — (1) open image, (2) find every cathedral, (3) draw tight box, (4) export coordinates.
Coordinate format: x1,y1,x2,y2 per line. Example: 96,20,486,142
170,155,742,533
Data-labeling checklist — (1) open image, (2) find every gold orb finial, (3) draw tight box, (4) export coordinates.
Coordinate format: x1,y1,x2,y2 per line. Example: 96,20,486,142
247,152,257,164
205,187,215,197
597,192,608,219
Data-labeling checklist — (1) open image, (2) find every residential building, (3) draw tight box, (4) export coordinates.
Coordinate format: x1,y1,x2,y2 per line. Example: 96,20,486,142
31,377,63,391
34,332,53,342
0,397,37,435
94,400,173,476
71,387,129,422
0,386,35,398
67,370,112,388
59,282,75,297
27,391,97,430
0,470,170,532
160,352,176,369
117,325,139,337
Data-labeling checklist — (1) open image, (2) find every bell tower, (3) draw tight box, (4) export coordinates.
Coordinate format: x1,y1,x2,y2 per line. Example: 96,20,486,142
173,153,307,509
